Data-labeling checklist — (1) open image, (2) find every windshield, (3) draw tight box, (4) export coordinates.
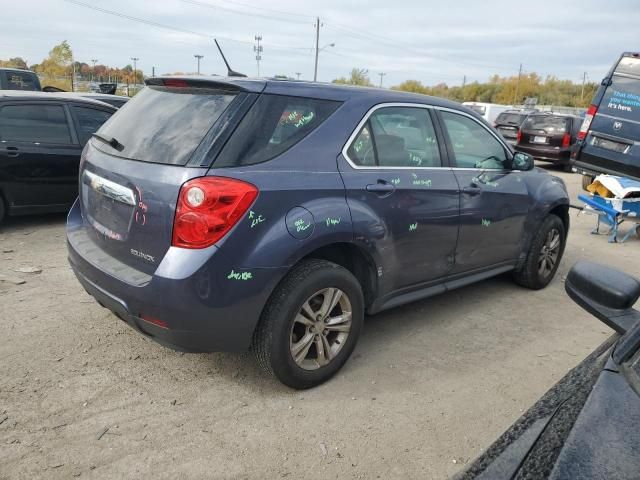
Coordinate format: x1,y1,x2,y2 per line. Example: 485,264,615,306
522,115,569,133
615,56,640,78
496,112,525,125
95,86,237,165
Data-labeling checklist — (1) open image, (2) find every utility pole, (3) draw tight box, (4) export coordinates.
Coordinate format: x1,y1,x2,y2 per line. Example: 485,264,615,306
313,17,321,82
152,66,155,77
91,59,98,83
131,57,139,93
194,54,204,75
295,72,301,80
462,75,466,100
581,71,587,102
513,63,522,106
253,35,263,77
378,72,386,88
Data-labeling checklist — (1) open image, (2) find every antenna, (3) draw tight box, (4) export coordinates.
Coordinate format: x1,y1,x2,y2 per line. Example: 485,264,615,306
214,39,247,78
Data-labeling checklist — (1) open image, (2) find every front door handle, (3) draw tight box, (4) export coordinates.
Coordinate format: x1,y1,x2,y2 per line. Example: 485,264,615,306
366,181,395,195
462,186,481,196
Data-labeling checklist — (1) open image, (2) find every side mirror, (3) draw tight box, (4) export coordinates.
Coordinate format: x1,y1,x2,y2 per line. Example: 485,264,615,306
512,152,534,171
565,261,640,334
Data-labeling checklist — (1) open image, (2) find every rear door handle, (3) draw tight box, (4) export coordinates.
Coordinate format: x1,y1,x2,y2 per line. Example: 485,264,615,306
2,147,19,158
366,182,395,195
462,186,481,196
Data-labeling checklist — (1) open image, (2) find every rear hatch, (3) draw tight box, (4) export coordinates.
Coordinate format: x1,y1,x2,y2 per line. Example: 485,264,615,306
520,114,569,148
577,54,640,179
495,112,525,141
76,78,261,276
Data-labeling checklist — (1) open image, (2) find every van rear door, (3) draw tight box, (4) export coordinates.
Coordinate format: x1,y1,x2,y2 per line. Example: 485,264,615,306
576,54,640,180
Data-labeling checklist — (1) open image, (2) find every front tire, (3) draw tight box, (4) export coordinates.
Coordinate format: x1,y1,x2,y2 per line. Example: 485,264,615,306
253,259,364,389
513,214,566,290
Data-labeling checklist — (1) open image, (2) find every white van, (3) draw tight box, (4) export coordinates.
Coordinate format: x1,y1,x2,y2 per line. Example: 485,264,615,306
462,102,511,124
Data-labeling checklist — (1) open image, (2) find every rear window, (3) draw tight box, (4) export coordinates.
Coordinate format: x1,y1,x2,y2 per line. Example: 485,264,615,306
4,71,39,91
522,115,569,133
215,94,340,167
615,56,640,77
600,75,640,121
95,86,237,165
495,112,525,125
468,105,486,115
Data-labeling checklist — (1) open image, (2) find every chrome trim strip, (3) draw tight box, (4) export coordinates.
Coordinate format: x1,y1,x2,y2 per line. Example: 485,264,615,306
83,170,136,206
340,102,513,171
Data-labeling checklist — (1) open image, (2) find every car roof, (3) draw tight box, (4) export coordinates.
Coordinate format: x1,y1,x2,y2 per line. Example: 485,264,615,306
0,90,118,109
147,76,467,110
0,67,37,74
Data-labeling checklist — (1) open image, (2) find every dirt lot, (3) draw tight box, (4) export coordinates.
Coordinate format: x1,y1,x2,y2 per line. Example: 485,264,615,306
1,165,638,480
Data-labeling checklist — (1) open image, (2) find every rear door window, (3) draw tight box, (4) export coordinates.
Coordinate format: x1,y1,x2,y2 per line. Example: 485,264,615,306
215,94,340,167
71,106,113,145
599,76,640,121
347,106,441,167
0,104,73,144
95,86,237,165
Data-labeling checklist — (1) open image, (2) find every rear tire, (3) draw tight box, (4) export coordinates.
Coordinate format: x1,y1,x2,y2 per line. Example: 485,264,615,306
513,215,566,290
582,174,595,191
253,259,364,389
0,195,5,225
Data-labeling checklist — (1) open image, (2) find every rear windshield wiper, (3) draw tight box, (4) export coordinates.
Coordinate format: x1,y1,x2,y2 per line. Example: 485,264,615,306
92,133,125,152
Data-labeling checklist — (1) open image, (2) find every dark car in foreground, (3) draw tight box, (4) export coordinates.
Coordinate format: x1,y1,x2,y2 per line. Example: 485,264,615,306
494,109,534,145
515,113,582,170
573,52,640,189
67,77,570,388
0,91,116,222
458,261,640,479
0,68,41,91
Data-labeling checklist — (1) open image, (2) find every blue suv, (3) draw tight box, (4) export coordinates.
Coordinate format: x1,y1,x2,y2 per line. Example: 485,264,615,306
67,77,570,388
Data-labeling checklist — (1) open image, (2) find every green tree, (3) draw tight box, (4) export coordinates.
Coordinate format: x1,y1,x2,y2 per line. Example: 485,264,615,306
0,57,28,69
332,68,373,86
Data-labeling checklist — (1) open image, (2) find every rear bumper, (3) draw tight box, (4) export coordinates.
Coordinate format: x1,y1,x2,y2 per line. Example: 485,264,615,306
516,144,570,163
66,201,288,353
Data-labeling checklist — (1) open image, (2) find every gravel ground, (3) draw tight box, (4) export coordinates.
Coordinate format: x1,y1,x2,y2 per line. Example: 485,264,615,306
1,165,638,480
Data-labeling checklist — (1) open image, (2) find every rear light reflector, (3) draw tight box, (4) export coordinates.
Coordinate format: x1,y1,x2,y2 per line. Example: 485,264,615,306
140,315,169,329
172,176,258,249
516,129,522,144
578,104,597,140
163,79,189,88
562,133,571,148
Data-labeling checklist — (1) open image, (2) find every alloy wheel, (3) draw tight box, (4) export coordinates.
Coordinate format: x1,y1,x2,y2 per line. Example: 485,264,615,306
289,288,352,371
538,228,561,278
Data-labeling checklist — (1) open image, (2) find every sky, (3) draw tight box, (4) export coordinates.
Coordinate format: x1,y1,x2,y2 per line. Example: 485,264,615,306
0,0,638,87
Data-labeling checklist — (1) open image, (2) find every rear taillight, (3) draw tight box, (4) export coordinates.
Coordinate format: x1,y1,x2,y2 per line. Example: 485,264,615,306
562,133,571,148
172,177,258,249
578,104,597,140
516,129,522,144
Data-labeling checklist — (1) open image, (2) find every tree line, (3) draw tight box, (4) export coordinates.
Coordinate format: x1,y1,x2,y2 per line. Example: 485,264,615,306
0,41,144,92
333,68,599,108
2,42,598,107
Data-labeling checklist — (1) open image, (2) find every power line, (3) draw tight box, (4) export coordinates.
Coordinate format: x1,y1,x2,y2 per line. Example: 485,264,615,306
181,0,309,25
202,0,315,20
64,0,309,52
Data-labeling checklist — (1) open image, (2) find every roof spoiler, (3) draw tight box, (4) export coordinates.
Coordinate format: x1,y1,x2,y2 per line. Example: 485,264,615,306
145,77,249,92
